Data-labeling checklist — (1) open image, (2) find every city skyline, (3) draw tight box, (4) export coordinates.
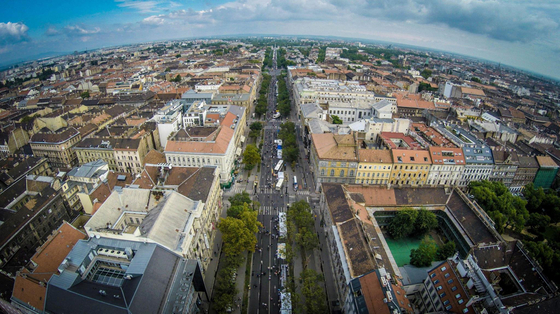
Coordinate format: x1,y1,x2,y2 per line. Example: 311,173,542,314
1,0,559,80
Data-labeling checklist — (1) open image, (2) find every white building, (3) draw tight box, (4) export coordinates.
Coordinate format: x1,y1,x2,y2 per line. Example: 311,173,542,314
152,99,186,149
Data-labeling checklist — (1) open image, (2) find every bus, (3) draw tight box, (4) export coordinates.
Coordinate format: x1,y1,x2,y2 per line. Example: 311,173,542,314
274,160,283,172
293,176,298,191
275,178,284,191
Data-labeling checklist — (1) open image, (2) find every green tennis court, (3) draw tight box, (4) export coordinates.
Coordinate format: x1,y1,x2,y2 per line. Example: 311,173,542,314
385,235,434,267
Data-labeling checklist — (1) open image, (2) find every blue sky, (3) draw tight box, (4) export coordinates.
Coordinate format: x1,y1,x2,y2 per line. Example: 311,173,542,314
1,0,560,80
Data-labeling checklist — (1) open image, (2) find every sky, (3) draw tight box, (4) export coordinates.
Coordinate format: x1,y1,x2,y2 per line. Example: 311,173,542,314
1,0,559,80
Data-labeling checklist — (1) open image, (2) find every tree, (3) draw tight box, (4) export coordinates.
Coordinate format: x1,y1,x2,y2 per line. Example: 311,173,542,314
229,191,252,207
420,69,432,79
388,208,418,239
218,203,262,257
469,180,529,233
410,236,437,267
171,74,181,83
175,54,181,58
331,115,343,124
471,76,482,83
80,91,90,99
227,205,245,219
436,241,456,260
242,144,260,170
414,208,438,235
527,213,551,234
300,269,328,313
249,121,263,132
525,241,556,268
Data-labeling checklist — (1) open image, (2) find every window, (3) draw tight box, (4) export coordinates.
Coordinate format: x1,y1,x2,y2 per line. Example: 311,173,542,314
446,305,452,311
441,266,447,271
330,170,335,176
451,286,457,291
433,279,439,284
340,170,344,177
448,279,454,284
349,170,354,176
443,300,450,305
458,299,464,304
455,294,461,299
430,273,436,278
463,309,469,313
440,292,446,298
321,169,325,176
436,286,443,291
444,273,450,278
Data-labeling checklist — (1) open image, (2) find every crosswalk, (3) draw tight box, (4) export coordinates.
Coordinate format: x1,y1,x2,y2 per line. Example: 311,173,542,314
295,190,312,195
259,206,286,215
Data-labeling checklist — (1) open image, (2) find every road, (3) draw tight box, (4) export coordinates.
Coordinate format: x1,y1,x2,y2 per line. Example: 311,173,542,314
248,47,324,314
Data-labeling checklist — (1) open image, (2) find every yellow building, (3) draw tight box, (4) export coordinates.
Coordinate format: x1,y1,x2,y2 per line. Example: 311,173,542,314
356,149,393,185
310,133,359,190
30,127,81,169
390,149,432,186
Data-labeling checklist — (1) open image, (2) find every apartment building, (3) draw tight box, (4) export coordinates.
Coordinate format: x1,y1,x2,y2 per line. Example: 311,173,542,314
488,149,518,188
310,133,358,190
132,165,223,273
45,237,206,314
427,146,465,186
61,160,109,212
390,149,432,186
11,222,86,314
84,188,211,271
509,156,538,193
74,138,118,170
356,149,393,185
165,107,245,184
30,127,81,169
0,181,74,269
433,123,494,186
151,99,186,149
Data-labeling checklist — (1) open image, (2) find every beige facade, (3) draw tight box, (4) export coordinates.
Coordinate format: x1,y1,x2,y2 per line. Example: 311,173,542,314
30,128,81,169
356,149,393,185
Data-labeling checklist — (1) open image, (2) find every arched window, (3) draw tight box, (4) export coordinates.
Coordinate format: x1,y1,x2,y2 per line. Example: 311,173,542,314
321,169,325,176
349,170,354,177
330,169,335,176
340,170,344,177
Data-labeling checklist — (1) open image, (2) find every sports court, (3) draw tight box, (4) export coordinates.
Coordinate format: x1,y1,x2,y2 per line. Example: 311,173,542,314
384,235,434,267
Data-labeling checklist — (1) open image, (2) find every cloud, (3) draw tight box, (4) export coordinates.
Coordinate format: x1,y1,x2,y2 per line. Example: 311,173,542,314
64,25,101,36
142,15,166,25
45,26,60,36
116,0,160,14
330,0,559,43
0,22,29,45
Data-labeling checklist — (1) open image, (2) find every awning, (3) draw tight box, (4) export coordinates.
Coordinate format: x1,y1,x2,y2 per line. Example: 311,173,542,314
236,147,242,156
240,135,246,143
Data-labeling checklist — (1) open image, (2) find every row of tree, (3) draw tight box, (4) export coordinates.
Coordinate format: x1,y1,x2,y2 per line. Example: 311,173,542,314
276,73,291,117
285,200,327,312
213,192,262,312
263,47,273,68
278,122,300,164
255,73,271,117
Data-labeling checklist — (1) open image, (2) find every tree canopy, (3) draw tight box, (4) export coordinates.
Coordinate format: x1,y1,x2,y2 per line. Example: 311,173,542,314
388,208,437,240
410,236,437,267
420,69,432,79
469,180,529,233
278,122,299,164
218,203,262,257
331,115,343,124
300,269,328,313
242,144,260,170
